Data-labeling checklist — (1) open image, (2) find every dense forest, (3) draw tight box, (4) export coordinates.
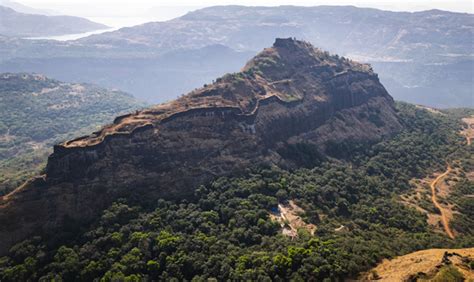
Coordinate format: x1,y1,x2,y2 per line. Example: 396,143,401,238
0,103,473,281
0,74,144,195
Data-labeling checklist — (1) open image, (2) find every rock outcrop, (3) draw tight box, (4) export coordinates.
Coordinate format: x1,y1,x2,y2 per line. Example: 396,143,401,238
0,38,402,255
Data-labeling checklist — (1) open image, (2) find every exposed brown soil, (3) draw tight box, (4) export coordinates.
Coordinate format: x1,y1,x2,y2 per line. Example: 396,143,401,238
430,165,455,239
401,164,465,238
362,248,474,281
363,115,474,281
401,115,474,239
269,200,316,237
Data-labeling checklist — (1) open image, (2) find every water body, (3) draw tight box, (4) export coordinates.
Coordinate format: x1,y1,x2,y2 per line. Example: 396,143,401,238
23,27,119,41
22,16,158,41
20,5,205,41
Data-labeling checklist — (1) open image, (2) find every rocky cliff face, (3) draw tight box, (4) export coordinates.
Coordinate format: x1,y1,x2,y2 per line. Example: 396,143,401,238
0,38,402,255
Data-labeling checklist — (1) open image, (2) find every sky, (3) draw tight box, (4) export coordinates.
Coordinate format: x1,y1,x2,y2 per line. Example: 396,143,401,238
12,0,474,27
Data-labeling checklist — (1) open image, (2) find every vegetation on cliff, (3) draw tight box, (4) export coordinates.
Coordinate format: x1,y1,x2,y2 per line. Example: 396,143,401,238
1,104,472,281
0,39,405,261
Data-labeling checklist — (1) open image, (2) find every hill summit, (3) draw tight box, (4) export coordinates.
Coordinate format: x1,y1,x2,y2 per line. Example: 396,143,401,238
53,38,385,150
0,38,402,255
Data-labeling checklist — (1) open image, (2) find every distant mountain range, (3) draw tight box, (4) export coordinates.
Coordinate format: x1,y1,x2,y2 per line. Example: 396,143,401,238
0,5,108,37
0,0,56,15
0,5,472,107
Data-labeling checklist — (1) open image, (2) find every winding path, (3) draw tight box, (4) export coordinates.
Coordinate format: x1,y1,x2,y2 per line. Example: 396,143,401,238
430,165,455,239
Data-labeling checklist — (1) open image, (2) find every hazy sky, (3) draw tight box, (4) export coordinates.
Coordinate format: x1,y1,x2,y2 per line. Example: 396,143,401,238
15,0,474,27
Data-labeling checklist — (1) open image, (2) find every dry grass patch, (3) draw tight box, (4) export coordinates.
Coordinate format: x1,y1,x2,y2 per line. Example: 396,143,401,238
362,248,474,281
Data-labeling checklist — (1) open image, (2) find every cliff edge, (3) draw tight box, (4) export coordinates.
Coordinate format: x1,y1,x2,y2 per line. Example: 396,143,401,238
0,38,402,255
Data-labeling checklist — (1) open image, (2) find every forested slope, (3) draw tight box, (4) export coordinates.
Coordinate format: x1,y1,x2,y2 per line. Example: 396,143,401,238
0,73,143,195
1,103,472,281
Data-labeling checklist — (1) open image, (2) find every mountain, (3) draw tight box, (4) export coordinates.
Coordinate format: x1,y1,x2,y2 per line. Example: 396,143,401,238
79,5,472,59
0,39,472,281
0,0,56,15
0,38,402,255
0,6,472,107
0,6,108,37
0,73,144,195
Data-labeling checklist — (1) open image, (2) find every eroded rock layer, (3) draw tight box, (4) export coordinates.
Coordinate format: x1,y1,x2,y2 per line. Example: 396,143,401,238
0,38,402,255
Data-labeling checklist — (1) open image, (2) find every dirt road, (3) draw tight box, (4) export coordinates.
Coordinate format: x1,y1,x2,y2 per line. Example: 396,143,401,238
430,165,455,239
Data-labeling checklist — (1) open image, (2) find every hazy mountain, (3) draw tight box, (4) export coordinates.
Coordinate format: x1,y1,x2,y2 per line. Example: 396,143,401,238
79,6,472,59
0,73,144,195
0,0,56,15
0,6,472,107
0,6,108,37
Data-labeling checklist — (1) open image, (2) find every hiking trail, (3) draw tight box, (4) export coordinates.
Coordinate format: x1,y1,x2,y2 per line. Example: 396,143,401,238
430,165,455,239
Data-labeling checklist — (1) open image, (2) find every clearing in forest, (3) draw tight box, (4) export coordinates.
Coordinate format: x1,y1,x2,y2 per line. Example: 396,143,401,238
400,165,461,238
269,200,316,237
401,116,474,239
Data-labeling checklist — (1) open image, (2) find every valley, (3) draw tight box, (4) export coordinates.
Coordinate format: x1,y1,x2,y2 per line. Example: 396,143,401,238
0,73,144,195
0,6,472,107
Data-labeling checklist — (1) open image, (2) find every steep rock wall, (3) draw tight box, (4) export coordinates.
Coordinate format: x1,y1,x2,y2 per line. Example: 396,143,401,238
0,38,402,255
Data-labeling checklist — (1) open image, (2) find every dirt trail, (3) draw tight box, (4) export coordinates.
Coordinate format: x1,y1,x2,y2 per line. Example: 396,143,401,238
430,165,455,239
424,116,473,239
